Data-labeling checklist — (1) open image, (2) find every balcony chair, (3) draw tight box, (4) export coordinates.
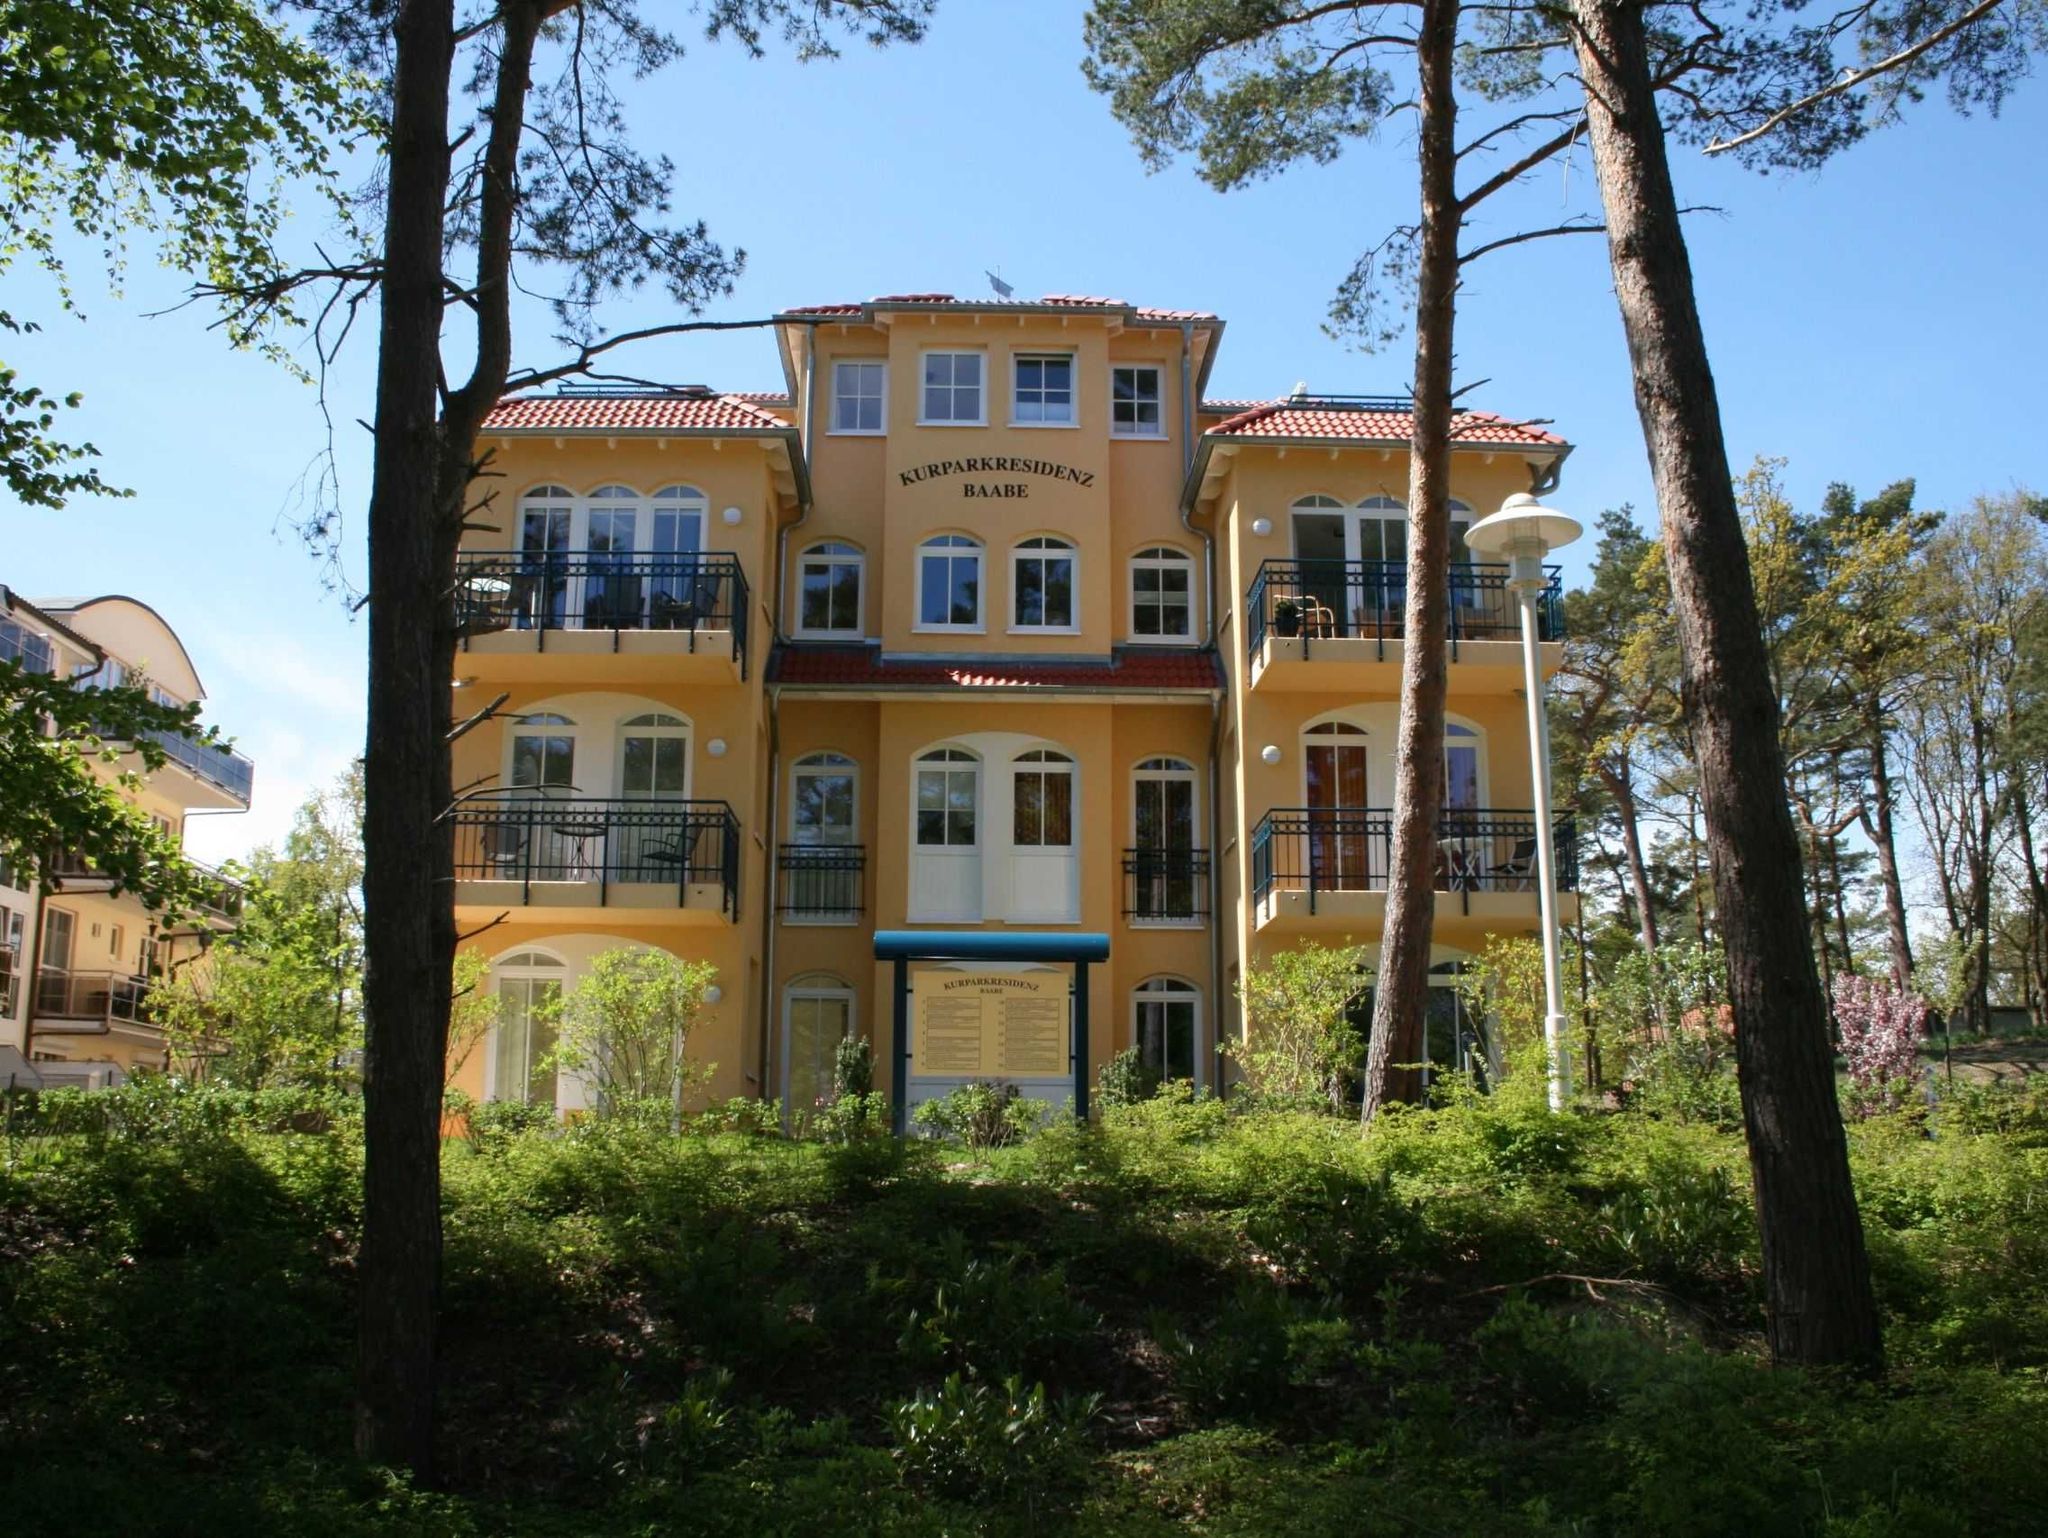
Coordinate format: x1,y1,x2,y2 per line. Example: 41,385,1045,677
1488,838,1539,889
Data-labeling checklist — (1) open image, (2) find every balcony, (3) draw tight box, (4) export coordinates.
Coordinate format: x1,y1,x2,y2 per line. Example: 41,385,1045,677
1244,559,1561,692
1122,848,1211,927
452,795,741,918
455,552,749,684
32,968,155,1033
139,726,256,806
178,862,246,929
777,844,865,924
1248,807,1577,930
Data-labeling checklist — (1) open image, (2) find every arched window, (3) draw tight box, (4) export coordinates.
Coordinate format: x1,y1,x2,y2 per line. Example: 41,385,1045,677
1012,536,1076,631
1132,976,1200,1082
651,485,706,556
916,535,983,631
1012,749,1074,848
1303,721,1372,888
784,973,855,1122
1130,546,1193,640
1290,493,1347,563
791,752,857,844
516,486,574,626
618,712,688,799
915,748,978,848
492,949,566,1107
587,484,639,557
1357,495,1407,563
1133,756,1197,849
509,713,576,793
796,541,863,636
1448,498,1475,566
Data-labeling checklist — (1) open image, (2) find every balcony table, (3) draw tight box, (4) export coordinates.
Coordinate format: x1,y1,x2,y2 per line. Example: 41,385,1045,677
551,819,608,880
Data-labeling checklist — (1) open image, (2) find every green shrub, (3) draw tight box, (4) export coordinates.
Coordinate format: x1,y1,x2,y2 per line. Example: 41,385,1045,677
911,1081,1039,1153
893,1233,1098,1375
832,1034,874,1100
462,1096,556,1152
1096,1046,1160,1109
887,1372,1098,1506
689,1096,781,1137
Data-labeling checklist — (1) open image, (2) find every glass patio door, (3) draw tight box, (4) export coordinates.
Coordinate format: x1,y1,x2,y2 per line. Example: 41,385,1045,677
1134,761,1196,920
618,714,688,880
584,495,640,629
647,494,704,627
785,986,852,1126
519,500,572,627
1304,723,1371,889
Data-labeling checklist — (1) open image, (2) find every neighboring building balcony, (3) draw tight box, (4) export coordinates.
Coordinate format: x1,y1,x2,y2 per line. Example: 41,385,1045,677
1248,807,1577,930
454,552,750,684
451,794,741,919
1122,847,1211,928
32,967,157,1036
43,849,118,891
138,726,256,808
1244,560,1562,692
39,853,241,927
776,844,866,925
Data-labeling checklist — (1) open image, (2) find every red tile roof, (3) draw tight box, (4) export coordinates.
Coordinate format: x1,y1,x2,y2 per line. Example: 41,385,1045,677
732,390,793,406
781,293,1218,323
1207,398,1566,448
769,644,1222,692
1200,398,1266,414
483,392,792,433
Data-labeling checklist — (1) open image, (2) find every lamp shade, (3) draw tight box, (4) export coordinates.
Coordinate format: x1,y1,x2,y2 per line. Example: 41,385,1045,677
1463,493,1582,559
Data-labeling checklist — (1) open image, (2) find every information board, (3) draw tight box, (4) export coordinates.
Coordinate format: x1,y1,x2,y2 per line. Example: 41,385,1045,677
913,969,1069,1078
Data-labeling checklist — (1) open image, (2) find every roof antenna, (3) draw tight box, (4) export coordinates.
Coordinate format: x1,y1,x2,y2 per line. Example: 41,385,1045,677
987,267,1015,300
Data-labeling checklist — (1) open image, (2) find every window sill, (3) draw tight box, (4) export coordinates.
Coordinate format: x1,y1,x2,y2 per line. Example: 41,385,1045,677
915,419,989,429
1008,420,1079,430
912,624,987,636
1111,430,1170,442
1008,626,1081,637
825,428,886,438
1123,632,1196,646
792,628,865,642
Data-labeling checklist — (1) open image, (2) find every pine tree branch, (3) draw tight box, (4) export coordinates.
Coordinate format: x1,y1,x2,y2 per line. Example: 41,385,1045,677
1703,0,2010,156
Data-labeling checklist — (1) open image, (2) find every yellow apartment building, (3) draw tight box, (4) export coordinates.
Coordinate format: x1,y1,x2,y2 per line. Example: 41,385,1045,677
444,291,1576,1125
0,588,251,1080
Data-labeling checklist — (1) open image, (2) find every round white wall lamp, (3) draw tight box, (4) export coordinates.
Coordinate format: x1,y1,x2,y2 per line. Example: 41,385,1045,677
704,984,723,1006
707,737,728,758
1251,517,1273,537
1260,744,1282,766
721,505,743,526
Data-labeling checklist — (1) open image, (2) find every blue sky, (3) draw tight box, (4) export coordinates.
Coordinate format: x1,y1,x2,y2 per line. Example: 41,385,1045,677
4,0,2043,864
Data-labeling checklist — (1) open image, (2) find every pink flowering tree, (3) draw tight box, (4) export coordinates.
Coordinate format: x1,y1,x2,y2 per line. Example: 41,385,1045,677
1831,974,1929,1117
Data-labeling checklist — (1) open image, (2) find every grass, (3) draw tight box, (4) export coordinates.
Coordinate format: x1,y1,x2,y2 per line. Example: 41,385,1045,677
2,1079,2046,1535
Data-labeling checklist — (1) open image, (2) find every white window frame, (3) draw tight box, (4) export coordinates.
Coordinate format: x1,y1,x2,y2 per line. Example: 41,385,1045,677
1011,749,1075,850
1009,536,1079,634
486,948,568,1107
506,712,577,794
790,751,859,845
1441,719,1489,811
615,711,691,800
914,534,985,634
793,541,865,638
1132,756,1200,848
1131,977,1202,1084
1110,364,1166,438
782,975,857,1127
1128,545,1195,642
918,350,986,426
913,748,980,851
1011,352,1077,428
829,359,887,435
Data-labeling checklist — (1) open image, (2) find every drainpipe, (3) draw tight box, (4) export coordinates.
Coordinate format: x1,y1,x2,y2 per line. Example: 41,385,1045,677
761,684,781,1112
1177,322,1215,646
760,327,817,1109
1206,690,1224,1093
19,879,47,1062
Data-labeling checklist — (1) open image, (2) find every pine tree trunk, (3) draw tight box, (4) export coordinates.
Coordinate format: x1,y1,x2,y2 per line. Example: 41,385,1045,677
1605,760,1660,954
1865,706,1914,988
356,0,459,1475
1362,0,1459,1121
1567,0,1882,1372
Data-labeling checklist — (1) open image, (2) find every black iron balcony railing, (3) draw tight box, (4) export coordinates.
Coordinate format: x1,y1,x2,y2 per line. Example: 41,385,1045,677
1249,807,1578,914
1122,847,1211,925
451,795,741,914
777,844,865,921
33,967,153,1027
455,552,750,674
1245,559,1563,663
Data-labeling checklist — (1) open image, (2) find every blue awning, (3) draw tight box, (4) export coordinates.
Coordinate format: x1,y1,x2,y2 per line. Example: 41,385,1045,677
873,930,1111,963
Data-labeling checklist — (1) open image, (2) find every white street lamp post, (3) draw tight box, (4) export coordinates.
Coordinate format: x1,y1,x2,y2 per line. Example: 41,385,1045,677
1463,493,1583,1111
